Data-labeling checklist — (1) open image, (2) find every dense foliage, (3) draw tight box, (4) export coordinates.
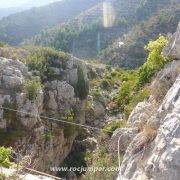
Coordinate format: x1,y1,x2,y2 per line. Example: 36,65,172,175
102,120,126,136
116,35,169,119
137,36,168,87
0,147,12,168
0,0,101,45
25,47,69,80
75,65,89,100
23,78,42,101
30,19,102,53
100,3,180,68
0,0,178,69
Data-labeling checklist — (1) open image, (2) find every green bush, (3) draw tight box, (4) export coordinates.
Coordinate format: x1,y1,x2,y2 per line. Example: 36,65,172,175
0,147,12,168
83,147,121,180
0,41,6,47
124,87,150,119
137,65,156,87
91,89,104,103
23,78,42,101
63,110,77,138
26,47,69,78
88,69,97,79
137,36,168,87
75,66,89,100
100,79,111,90
102,120,126,136
116,36,168,119
43,132,53,141
116,72,138,110
0,173,6,180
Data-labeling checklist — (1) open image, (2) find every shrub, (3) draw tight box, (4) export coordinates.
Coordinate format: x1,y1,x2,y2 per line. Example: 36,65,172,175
88,69,97,79
43,132,53,141
137,65,156,87
75,66,89,100
91,89,104,103
102,120,127,136
26,47,69,78
0,41,6,47
83,147,121,180
100,79,111,90
105,65,112,72
116,36,168,119
137,35,168,87
116,72,137,110
0,147,12,168
63,110,77,138
124,87,150,119
23,78,42,101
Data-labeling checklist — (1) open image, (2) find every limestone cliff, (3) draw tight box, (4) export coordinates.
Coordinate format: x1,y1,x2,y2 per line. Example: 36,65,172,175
117,22,180,180
0,52,88,174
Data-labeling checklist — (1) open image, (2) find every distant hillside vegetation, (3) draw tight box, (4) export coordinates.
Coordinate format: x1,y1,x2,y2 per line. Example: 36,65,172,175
100,4,180,68
0,0,102,45
25,0,179,68
0,0,179,69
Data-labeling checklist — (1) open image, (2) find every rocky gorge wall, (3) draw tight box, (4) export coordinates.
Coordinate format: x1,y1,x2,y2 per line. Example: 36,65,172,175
116,22,180,180
0,54,88,174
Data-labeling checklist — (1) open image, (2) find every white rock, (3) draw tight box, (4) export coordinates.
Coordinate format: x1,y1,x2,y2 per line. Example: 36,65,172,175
109,127,138,153
117,75,180,180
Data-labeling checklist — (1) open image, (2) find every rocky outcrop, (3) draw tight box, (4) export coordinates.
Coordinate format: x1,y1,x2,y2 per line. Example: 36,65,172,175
109,128,138,154
163,22,180,59
117,23,180,180
0,56,88,174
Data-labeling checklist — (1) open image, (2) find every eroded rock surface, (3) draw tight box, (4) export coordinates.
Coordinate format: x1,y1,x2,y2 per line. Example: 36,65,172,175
0,57,88,174
117,23,180,180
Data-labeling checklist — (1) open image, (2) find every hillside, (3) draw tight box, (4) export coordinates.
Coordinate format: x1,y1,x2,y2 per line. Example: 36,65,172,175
0,0,179,178
0,7,24,19
25,0,180,68
0,22,179,180
100,4,180,68
0,0,60,19
0,0,102,45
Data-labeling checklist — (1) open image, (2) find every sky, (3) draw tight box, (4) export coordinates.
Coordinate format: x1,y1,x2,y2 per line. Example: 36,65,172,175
0,0,60,8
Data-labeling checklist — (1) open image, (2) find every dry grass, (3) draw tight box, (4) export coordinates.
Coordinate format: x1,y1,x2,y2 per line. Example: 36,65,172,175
132,121,158,154
151,79,169,103
0,46,29,61
143,122,158,141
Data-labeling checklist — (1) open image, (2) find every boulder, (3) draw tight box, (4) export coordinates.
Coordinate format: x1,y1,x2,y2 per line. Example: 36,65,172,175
0,58,27,90
46,80,76,112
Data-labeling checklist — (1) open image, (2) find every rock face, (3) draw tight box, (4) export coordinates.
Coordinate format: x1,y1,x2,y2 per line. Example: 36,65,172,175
0,56,88,174
117,23,180,180
109,128,138,154
163,22,180,59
